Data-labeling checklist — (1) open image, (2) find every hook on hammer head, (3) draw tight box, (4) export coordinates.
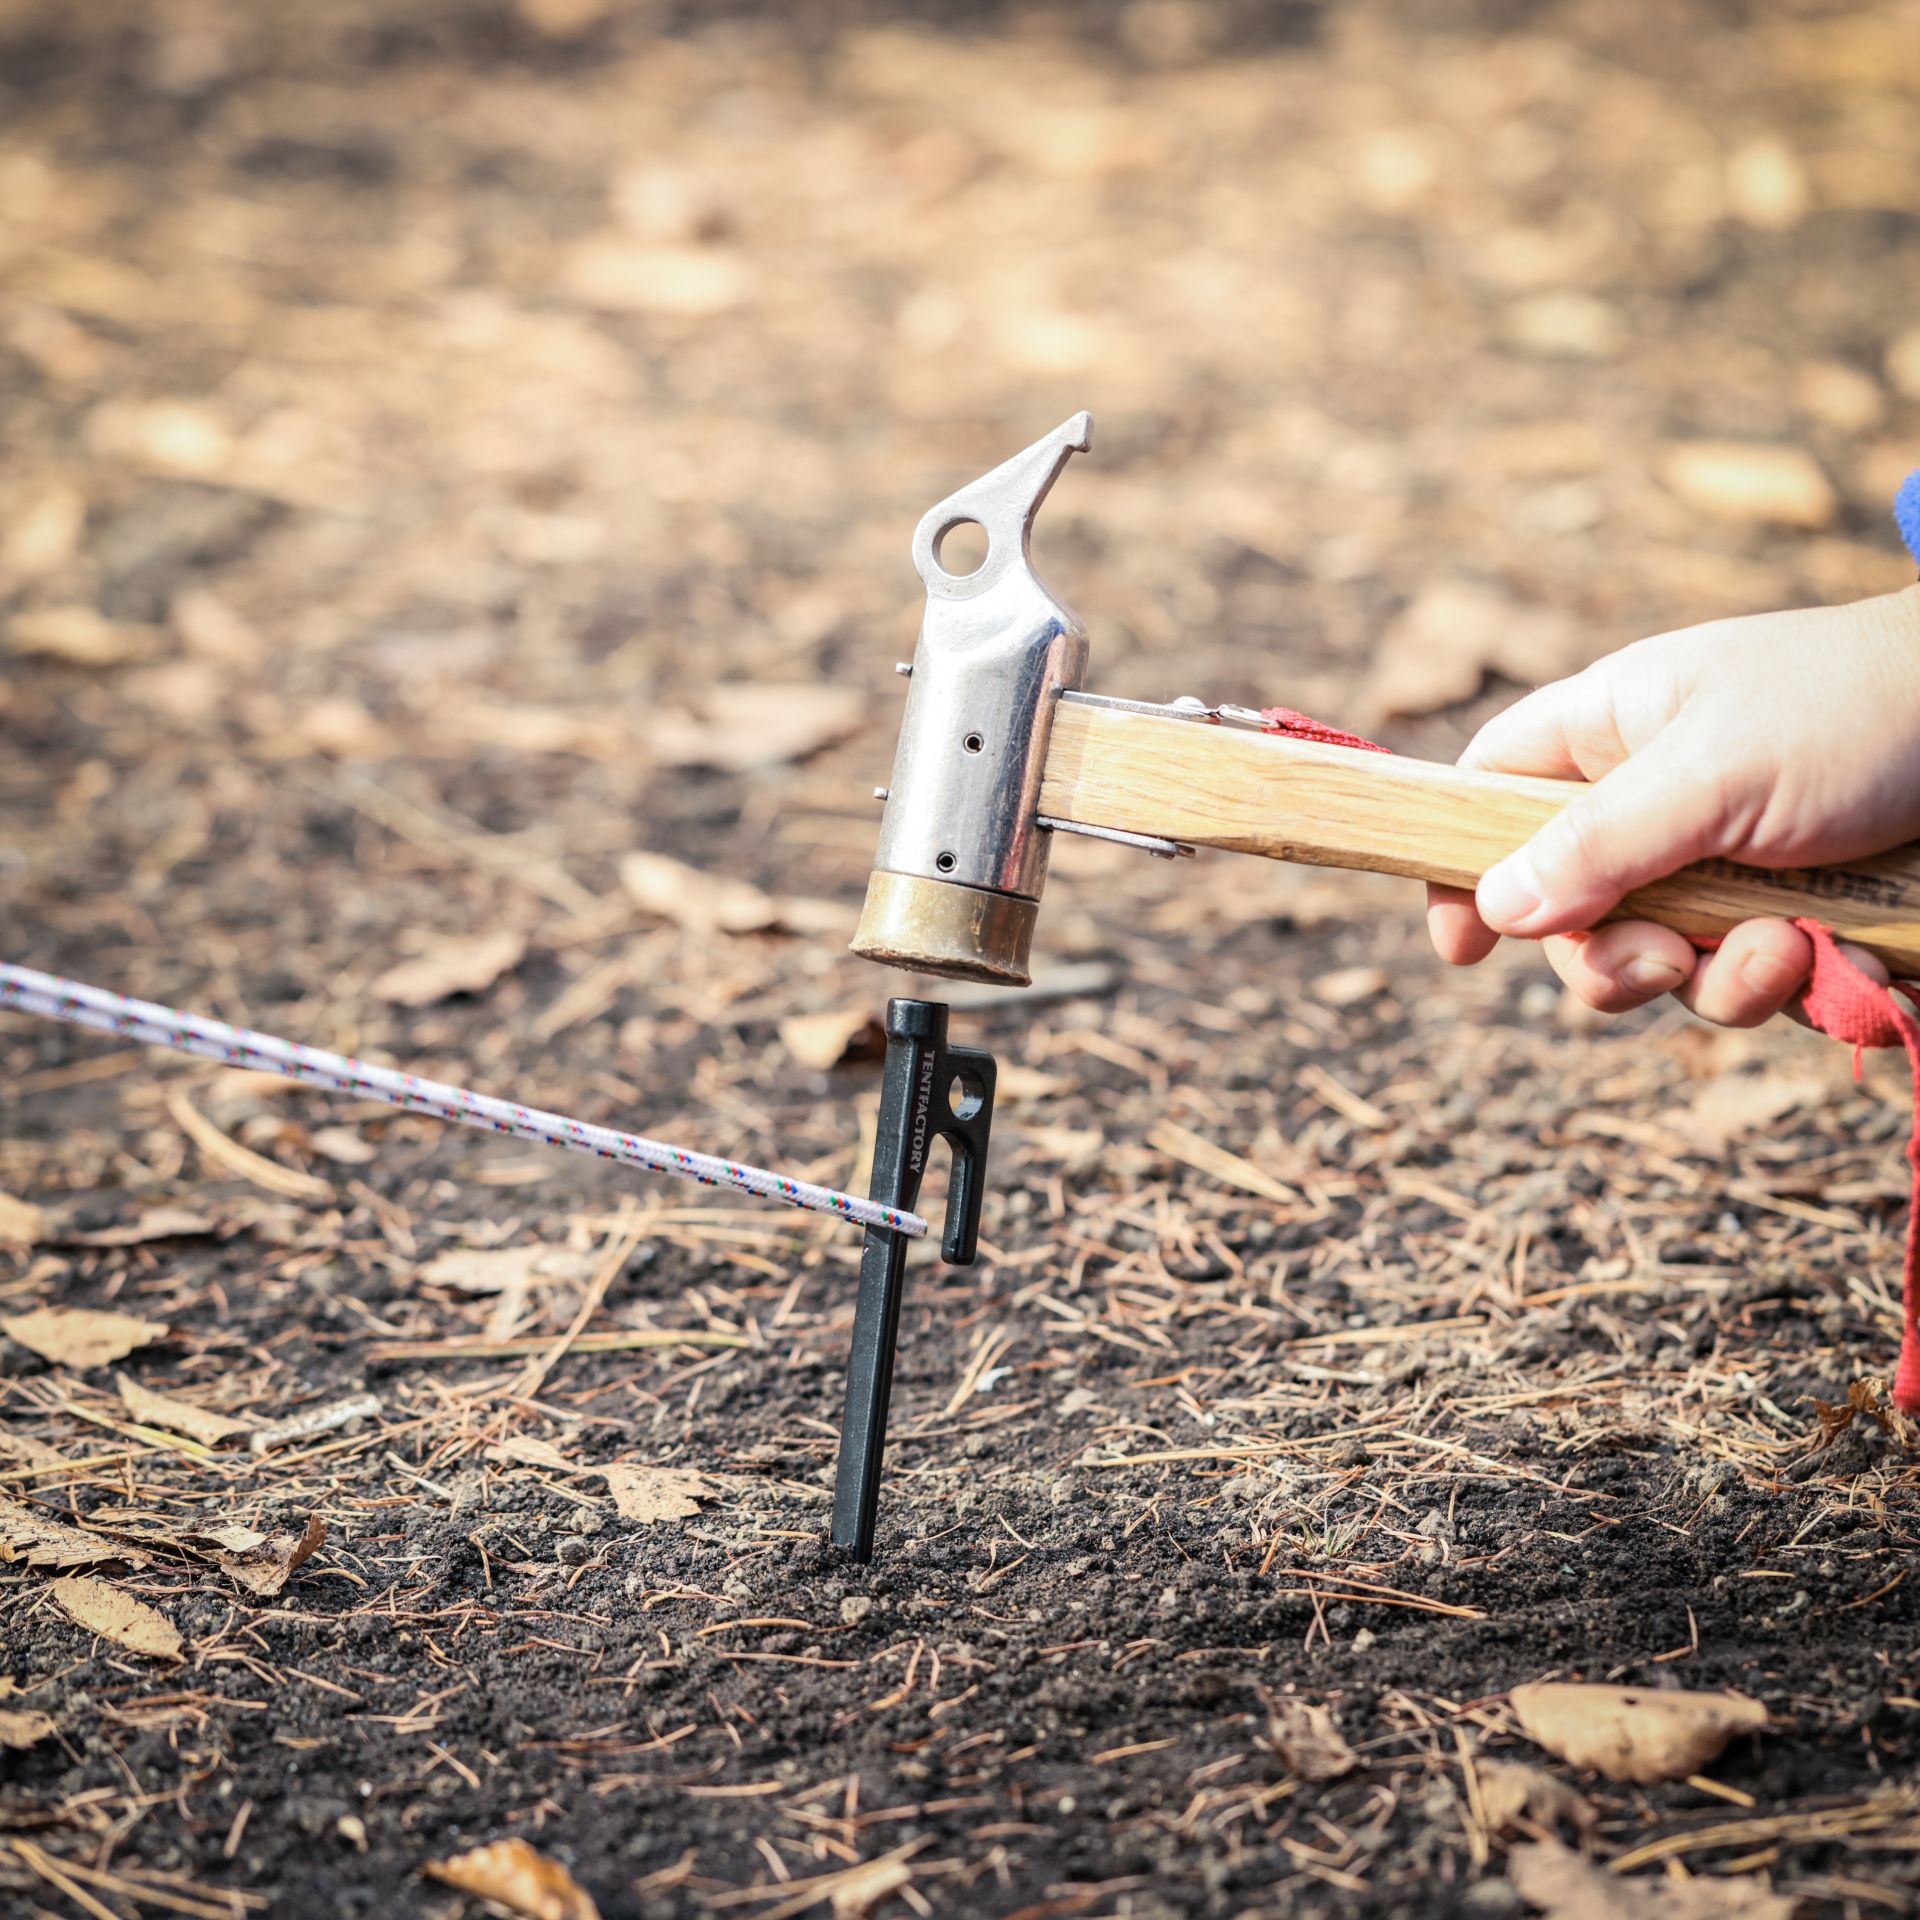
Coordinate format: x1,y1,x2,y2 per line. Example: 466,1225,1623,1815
851,415,1095,987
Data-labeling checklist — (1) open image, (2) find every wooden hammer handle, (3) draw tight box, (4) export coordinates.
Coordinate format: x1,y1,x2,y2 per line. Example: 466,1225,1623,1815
1040,700,1920,974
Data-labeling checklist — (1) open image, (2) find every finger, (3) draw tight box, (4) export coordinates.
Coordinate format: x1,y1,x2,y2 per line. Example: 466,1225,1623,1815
1541,922,1698,1013
1475,732,1730,939
1784,937,1893,1030
1426,884,1500,966
1456,666,1625,781
1676,919,1814,1028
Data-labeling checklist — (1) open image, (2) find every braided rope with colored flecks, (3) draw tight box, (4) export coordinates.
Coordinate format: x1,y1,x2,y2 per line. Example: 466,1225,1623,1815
0,963,926,1239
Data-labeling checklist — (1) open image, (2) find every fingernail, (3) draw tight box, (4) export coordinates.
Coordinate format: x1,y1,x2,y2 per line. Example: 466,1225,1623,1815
1478,854,1544,932
1621,955,1688,995
1739,951,1806,1000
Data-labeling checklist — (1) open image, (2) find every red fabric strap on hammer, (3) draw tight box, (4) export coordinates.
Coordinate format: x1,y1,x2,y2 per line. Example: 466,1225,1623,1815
1259,707,1920,1411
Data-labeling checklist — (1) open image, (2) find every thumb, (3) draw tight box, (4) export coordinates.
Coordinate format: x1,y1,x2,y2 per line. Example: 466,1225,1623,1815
1475,731,1733,938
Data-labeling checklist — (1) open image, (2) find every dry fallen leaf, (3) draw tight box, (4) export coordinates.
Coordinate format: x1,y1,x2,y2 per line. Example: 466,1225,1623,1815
1812,1376,1919,1452
50,1574,183,1661
637,682,865,772
5,604,161,667
0,1193,43,1246
601,1462,708,1524
2,1307,167,1370
487,1434,573,1472
780,1009,887,1070
1678,1071,1827,1150
619,852,840,939
1660,442,1837,528
620,850,777,932
0,1705,56,1749
563,236,755,317
1,480,85,579
0,1494,150,1571
1509,1681,1767,1785
1474,1759,1596,1838
1509,1837,1792,1919
373,929,527,1007
1725,136,1810,230
1262,1693,1356,1781
427,1838,601,1920
1888,327,1920,403
1362,580,1590,721
115,1376,252,1448
190,1517,325,1596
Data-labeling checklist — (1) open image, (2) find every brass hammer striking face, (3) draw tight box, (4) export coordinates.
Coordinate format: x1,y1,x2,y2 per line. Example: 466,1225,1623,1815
856,415,1920,987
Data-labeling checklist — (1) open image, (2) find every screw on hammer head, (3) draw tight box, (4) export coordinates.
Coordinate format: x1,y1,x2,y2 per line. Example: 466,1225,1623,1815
850,414,1094,987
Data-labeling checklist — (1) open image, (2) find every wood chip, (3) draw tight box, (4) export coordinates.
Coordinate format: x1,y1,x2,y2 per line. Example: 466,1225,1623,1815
427,1838,601,1920
1296,1063,1391,1131
49,1574,183,1661
601,1463,708,1524
115,1376,252,1448
372,929,528,1007
418,1245,592,1294
166,1087,334,1201
2,1307,167,1370
247,1392,382,1455
1509,1682,1768,1785
61,1207,215,1246
1311,965,1390,1008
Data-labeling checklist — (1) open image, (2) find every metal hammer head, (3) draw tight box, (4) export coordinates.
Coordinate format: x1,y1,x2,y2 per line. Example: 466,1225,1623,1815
851,413,1093,986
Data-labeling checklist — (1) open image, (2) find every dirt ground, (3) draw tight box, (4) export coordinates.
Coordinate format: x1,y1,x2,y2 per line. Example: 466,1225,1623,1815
4,2,1920,1917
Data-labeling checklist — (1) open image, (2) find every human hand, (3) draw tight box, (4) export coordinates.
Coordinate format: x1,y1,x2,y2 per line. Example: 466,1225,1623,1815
1426,584,1920,1025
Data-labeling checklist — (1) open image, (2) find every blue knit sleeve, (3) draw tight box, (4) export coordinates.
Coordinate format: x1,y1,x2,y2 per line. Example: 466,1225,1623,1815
1897,468,1920,567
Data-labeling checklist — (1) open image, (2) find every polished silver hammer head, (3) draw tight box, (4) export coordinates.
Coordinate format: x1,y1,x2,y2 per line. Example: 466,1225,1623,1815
851,413,1093,986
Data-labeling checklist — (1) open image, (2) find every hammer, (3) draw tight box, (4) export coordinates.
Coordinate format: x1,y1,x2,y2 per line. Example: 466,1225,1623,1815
829,415,1920,1558
855,412,1920,988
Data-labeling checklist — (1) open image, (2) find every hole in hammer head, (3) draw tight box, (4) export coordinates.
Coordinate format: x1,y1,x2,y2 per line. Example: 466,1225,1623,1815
935,851,957,874
962,731,985,754
932,517,989,578
947,1070,986,1122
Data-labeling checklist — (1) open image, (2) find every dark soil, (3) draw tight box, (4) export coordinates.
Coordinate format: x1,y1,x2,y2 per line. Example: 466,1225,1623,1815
3,3,1920,1917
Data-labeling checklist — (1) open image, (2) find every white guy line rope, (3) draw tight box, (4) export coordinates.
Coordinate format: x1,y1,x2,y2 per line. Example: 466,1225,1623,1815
0,963,925,1238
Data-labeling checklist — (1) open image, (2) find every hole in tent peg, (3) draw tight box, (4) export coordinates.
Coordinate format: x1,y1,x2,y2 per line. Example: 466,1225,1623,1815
947,1070,986,1122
